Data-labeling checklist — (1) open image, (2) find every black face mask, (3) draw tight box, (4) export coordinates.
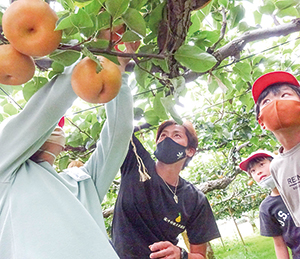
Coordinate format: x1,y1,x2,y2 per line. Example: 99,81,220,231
154,137,187,164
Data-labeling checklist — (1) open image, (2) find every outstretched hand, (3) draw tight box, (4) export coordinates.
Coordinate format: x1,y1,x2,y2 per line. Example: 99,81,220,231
118,41,141,72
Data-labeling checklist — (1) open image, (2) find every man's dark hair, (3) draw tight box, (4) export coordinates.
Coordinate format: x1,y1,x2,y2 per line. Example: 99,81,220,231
255,83,300,120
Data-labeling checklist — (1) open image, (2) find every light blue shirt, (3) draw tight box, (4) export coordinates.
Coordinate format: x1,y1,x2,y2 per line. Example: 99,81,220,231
0,65,133,259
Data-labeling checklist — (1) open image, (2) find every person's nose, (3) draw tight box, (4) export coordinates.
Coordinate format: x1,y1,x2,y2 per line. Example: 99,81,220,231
256,170,263,176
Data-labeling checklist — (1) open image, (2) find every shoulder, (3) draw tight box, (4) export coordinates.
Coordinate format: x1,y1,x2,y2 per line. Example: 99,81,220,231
180,178,207,201
260,195,280,208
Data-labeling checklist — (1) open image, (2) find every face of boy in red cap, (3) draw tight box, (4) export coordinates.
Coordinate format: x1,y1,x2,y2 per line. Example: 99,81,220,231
248,159,272,184
252,71,300,132
252,71,299,104
258,87,300,131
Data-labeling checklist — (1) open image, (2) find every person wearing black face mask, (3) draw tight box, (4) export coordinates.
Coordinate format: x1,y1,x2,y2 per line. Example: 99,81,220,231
111,120,220,259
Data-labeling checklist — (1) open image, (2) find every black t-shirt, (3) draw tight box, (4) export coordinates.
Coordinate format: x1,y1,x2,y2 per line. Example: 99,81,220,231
260,195,300,258
111,135,220,259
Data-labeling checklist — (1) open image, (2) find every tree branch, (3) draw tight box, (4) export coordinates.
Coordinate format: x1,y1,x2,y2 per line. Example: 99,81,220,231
184,18,300,83
197,176,234,194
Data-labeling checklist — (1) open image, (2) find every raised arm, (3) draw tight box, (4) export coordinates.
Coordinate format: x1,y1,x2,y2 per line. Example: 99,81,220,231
82,73,133,201
0,64,78,180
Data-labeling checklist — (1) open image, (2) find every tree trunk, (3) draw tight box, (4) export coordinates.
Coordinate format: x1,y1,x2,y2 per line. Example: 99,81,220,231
206,242,216,259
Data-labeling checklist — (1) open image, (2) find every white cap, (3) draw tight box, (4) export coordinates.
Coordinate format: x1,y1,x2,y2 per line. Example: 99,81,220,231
45,126,66,148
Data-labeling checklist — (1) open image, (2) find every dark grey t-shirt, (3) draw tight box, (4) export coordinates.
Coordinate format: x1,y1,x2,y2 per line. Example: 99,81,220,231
260,195,300,258
112,135,220,258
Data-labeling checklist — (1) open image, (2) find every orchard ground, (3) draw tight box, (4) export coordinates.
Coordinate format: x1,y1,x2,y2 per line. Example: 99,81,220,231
178,216,292,257
178,216,261,248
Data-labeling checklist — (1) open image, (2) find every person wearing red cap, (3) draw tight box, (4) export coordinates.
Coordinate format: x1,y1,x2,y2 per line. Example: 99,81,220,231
111,120,220,259
240,150,300,259
252,71,300,228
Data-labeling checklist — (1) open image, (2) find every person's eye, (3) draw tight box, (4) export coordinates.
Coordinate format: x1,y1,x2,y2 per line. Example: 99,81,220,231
261,99,270,106
260,162,265,167
160,133,167,138
281,92,291,98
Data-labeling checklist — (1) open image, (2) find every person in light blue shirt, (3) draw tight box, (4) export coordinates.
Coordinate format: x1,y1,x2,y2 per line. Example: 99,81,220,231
0,58,133,259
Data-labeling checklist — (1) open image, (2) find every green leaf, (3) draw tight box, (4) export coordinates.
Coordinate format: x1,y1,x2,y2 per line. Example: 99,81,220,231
56,13,74,31
49,50,81,66
170,76,186,98
58,155,70,171
84,0,104,15
74,0,94,8
197,0,213,20
23,77,49,101
174,45,217,73
250,136,259,145
106,0,130,18
258,0,275,15
68,131,84,147
153,92,168,120
134,61,151,88
96,11,111,30
129,0,148,9
229,5,245,29
233,62,252,82
121,30,141,42
147,3,165,34
253,10,262,25
239,93,252,106
188,13,201,37
208,79,219,94
277,6,298,18
275,0,297,10
51,62,65,73
152,58,169,73
122,8,146,37
3,103,18,116
144,109,160,125
57,0,74,9
82,47,103,73
160,95,183,124
219,0,228,8
71,8,94,28
91,121,101,139
85,39,109,49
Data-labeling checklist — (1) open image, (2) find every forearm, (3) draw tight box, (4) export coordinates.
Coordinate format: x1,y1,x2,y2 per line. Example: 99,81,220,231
274,247,290,259
273,236,290,259
0,64,77,176
83,73,133,200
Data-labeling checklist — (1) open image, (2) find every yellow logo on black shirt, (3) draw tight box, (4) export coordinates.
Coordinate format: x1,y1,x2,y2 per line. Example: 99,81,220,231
175,213,181,223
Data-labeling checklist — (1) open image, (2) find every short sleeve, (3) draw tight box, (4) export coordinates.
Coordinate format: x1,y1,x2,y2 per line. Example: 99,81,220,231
186,193,220,244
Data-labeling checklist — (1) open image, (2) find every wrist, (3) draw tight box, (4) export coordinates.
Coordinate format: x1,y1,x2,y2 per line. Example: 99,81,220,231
179,247,188,259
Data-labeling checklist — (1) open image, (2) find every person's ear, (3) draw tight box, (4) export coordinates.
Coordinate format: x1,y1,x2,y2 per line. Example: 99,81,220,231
186,147,196,158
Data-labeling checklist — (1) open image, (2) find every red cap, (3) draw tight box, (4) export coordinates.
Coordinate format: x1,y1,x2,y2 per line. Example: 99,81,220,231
239,150,274,173
252,71,299,103
58,117,65,128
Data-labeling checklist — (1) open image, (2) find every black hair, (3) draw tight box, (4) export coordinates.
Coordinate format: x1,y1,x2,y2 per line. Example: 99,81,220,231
247,156,273,173
255,83,300,120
